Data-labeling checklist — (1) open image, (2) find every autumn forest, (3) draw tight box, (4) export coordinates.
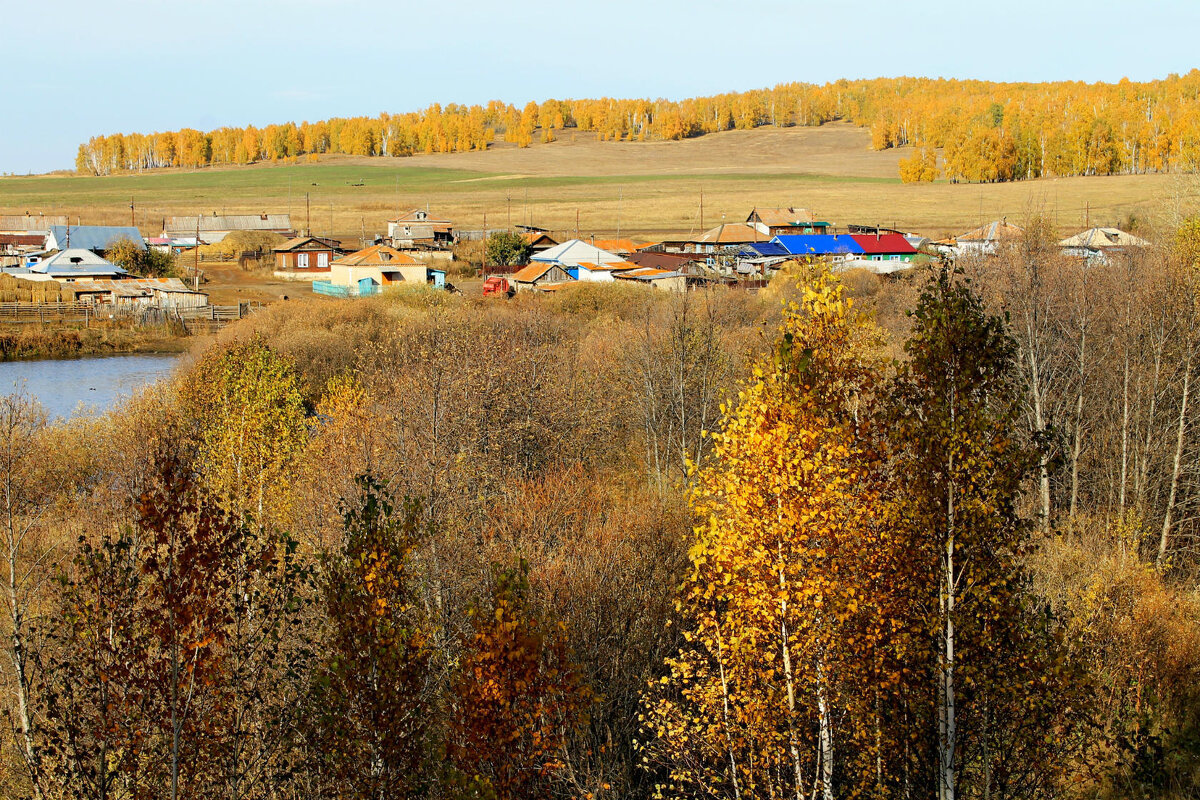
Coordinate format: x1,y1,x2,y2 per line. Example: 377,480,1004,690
71,73,1200,184
0,215,1198,800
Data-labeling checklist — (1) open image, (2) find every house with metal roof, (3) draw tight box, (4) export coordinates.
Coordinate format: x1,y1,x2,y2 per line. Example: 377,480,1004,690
532,239,625,268
45,226,145,255
772,234,866,261
942,219,1024,257
164,214,294,244
850,233,919,263
15,248,129,282
1059,227,1150,262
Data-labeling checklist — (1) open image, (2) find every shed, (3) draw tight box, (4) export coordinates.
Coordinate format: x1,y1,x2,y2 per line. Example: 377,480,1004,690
511,262,571,292
165,214,294,244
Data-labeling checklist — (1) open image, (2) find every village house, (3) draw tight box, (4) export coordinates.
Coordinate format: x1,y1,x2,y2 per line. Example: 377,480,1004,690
521,230,559,255
386,209,454,252
164,214,294,244
272,236,345,279
313,245,446,298
44,225,145,255
939,219,1024,257
531,239,626,269
7,248,129,282
662,222,770,255
746,207,833,236
1059,227,1150,262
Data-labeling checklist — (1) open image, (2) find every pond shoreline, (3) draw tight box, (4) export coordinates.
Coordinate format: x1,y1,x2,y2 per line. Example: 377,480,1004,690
0,352,185,420
0,325,200,362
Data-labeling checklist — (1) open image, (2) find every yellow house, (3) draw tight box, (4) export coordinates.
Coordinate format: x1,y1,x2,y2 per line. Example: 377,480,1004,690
313,245,446,297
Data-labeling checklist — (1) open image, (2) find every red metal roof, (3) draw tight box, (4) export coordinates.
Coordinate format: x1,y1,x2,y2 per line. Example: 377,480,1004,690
850,233,917,255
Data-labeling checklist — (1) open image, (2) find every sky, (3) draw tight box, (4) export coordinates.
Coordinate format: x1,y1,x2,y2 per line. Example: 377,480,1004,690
2,0,1197,174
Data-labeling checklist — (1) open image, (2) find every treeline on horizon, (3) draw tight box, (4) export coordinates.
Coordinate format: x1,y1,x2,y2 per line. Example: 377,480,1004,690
2,218,1200,799
74,72,1200,184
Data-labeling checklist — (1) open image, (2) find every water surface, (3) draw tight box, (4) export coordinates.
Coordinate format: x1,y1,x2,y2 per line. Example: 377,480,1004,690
0,354,183,420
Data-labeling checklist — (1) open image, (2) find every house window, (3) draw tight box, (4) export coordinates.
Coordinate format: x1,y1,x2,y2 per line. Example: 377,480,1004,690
318,252,329,268
297,253,309,268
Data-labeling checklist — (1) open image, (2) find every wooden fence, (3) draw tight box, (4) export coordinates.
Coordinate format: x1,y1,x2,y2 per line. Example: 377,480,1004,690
0,302,256,329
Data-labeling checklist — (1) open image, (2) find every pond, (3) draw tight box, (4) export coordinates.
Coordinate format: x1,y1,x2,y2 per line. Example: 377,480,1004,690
0,354,184,421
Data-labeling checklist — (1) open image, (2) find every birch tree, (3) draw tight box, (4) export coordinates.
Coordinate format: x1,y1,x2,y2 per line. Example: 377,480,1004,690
644,272,891,799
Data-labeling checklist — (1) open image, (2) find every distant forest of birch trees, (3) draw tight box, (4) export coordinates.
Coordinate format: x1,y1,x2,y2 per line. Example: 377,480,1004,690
74,73,1200,183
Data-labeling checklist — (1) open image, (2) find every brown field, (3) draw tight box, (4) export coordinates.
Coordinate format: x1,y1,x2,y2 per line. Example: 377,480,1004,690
4,123,1197,243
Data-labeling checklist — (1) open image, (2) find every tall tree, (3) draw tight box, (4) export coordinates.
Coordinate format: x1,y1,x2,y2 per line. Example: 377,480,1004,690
888,266,1078,800
644,272,892,800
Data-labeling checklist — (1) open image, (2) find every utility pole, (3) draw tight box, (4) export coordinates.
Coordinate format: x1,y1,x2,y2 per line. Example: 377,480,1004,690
305,193,311,237
617,186,622,239
193,216,201,291
576,208,579,238
506,196,512,231
130,196,135,227
481,211,487,276
699,187,704,232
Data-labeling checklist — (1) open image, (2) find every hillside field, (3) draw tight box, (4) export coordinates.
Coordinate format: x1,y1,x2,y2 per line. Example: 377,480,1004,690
3,124,1195,241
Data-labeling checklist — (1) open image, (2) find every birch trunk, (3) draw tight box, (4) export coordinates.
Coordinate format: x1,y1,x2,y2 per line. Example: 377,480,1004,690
1159,350,1191,568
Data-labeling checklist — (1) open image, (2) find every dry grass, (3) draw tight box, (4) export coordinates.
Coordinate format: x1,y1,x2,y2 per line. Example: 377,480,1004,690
3,124,1195,243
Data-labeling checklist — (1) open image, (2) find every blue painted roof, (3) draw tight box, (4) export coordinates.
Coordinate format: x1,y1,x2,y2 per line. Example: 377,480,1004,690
772,234,865,256
742,241,790,257
46,225,145,253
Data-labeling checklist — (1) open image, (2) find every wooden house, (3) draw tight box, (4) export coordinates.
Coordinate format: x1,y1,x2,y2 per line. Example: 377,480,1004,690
273,236,344,277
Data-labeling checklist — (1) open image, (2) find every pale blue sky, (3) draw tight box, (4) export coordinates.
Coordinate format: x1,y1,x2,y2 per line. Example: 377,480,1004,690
2,0,1196,174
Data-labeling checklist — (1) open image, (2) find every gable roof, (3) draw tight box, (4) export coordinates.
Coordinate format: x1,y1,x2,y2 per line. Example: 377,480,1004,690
748,207,819,226
532,239,625,267
333,244,421,267
957,220,1024,243
273,235,343,253
772,234,865,256
693,223,767,245
165,214,292,233
0,215,68,232
520,231,558,246
850,233,918,255
739,241,791,258
390,209,452,225
512,262,563,283
46,225,145,252
625,251,706,270
589,239,648,255
1059,227,1150,249
30,248,128,277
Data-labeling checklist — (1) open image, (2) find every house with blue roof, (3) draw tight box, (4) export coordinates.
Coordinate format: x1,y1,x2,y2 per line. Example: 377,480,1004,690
771,235,865,259
45,226,145,255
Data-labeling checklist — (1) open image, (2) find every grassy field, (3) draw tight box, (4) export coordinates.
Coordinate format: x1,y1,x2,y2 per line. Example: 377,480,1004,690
3,124,1195,241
